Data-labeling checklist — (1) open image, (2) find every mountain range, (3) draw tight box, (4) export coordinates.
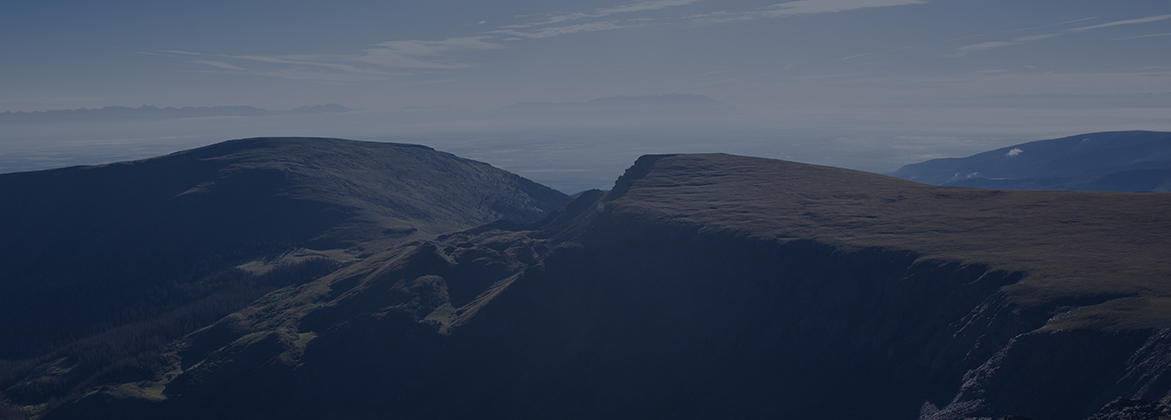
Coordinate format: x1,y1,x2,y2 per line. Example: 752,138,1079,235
3,135,1171,420
891,131,1171,191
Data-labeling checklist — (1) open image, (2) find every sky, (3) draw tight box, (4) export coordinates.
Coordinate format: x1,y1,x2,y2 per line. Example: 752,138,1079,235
3,0,1171,191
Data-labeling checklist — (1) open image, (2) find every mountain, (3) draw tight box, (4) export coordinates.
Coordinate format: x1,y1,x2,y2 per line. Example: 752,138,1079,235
890,131,1171,191
30,153,1171,420
500,93,737,114
0,104,354,123
0,138,570,415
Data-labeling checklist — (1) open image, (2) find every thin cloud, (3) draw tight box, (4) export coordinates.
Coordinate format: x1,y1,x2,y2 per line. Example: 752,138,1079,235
838,45,917,61
758,0,927,17
946,17,1096,42
688,0,926,24
1113,33,1171,41
1014,33,1060,42
491,22,639,39
163,37,505,83
507,0,699,28
946,41,1013,57
944,13,1171,57
598,0,701,14
188,60,247,71
1069,14,1171,32
360,37,507,68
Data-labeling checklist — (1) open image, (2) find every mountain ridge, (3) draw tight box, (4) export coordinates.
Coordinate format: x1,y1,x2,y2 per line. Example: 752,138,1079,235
26,151,1171,420
891,131,1171,191
0,137,570,415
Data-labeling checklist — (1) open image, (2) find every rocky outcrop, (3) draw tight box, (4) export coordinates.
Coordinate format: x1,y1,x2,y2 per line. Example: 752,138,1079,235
925,328,1171,420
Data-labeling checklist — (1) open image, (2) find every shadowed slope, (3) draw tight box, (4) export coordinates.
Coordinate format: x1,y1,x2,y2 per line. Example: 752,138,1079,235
611,154,1171,325
0,137,569,412
45,153,1171,420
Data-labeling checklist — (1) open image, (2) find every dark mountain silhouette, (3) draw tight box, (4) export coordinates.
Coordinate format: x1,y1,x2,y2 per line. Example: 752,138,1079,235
0,138,569,415
0,104,353,123
24,152,1171,420
891,131,1171,191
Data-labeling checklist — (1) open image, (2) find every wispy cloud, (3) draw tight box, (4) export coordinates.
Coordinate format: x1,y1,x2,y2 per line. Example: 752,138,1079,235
689,0,926,23
945,41,1014,57
492,22,640,40
188,60,246,71
946,32,1062,57
947,17,1098,42
601,0,701,14
163,37,505,83
839,45,917,61
947,14,1171,57
506,0,700,29
757,0,927,17
167,0,931,83
1113,33,1171,41
358,37,507,68
1068,14,1171,32
1013,33,1061,42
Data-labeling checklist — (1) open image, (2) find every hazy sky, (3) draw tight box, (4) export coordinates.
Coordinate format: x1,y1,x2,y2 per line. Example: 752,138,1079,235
3,0,1171,191
5,0,1170,111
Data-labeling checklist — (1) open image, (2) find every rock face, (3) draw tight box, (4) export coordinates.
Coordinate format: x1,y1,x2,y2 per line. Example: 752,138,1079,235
13,153,1171,420
0,138,570,413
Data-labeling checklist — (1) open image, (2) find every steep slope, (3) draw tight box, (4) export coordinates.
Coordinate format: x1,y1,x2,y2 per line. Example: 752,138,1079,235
891,131,1171,191
0,137,570,414
40,153,1171,420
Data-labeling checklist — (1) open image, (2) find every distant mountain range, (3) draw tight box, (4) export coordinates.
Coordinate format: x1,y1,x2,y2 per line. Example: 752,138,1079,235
2,136,1171,420
891,131,1171,191
500,93,737,114
0,104,354,123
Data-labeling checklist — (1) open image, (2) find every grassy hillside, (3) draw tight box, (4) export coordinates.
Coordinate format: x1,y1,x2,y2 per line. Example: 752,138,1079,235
16,151,1171,420
610,154,1171,329
0,137,569,412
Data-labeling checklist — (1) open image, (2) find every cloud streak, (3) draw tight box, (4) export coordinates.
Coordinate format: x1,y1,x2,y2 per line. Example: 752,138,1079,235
688,0,926,23
492,22,640,40
1069,14,1171,32
163,37,506,83
948,13,1171,57
359,37,507,68
1113,33,1171,41
758,0,927,17
167,0,931,83
506,0,700,29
